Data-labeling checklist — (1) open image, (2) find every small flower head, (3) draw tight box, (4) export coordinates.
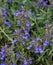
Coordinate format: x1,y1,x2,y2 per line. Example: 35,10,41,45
0,62,5,65
24,30,29,36
16,53,21,58
11,38,17,44
28,57,32,64
6,0,11,2
27,44,32,50
4,20,11,27
39,46,43,53
36,6,39,10
33,2,36,6
25,21,30,30
43,39,48,46
39,0,43,3
45,23,51,28
28,9,32,14
0,47,5,60
20,33,28,40
13,10,19,16
43,2,47,6
23,59,28,65
34,46,39,53
0,54,5,60
21,41,25,45
17,21,21,25
22,36,28,40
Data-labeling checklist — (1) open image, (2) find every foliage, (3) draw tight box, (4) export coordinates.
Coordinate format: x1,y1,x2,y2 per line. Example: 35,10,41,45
0,0,53,65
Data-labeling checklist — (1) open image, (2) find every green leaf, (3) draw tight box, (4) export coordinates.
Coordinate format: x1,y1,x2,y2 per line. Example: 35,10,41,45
28,14,35,21
22,0,27,4
0,32,2,39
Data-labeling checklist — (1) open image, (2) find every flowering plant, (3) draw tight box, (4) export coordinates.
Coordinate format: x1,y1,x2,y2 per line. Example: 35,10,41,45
0,0,53,65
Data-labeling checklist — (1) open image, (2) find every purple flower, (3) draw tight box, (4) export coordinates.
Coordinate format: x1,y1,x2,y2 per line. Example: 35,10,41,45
33,2,36,6
0,52,3,55
28,57,32,64
39,0,43,3
22,36,28,40
21,41,25,45
22,27,30,36
23,59,28,65
45,23,51,28
13,10,24,17
16,53,21,58
4,20,11,27
43,39,48,46
24,12,27,18
13,10,19,16
11,38,17,44
27,44,32,50
1,47,4,52
39,47,43,53
35,37,40,41
24,30,29,35
43,2,47,6
34,47,39,53
22,27,29,35
36,6,39,10
25,22,30,27
28,9,32,14
25,21,30,30
20,33,24,37
17,21,21,25
0,47,5,60
0,62,5,65
0,54,5,60
6,0,11,2
13,32,16,35
20,33,28,40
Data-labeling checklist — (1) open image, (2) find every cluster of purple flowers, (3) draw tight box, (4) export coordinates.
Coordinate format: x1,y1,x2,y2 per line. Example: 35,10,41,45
12,9,31,45
27,37,43,53
39,0,47,6
19,58,32,65
0,47,5,65
11,38,17,44
34,45,43,53
12,21,30,45
16,53,32,65
0,62,5,65
0,47,5,61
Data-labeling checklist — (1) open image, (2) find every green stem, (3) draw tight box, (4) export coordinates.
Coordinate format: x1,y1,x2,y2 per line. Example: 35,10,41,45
35,18,41,36
36,49,49,62
40,9,46,14
0,27,12,41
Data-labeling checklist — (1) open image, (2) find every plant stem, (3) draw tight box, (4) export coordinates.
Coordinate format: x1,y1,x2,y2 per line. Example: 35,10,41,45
0,27,13,41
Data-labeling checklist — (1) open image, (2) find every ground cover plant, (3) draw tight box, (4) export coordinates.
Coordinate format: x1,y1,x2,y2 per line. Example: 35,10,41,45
0,0,53,65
